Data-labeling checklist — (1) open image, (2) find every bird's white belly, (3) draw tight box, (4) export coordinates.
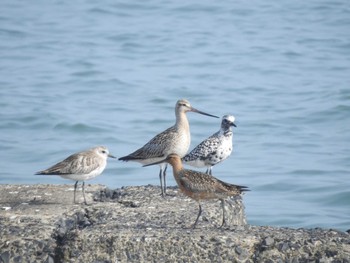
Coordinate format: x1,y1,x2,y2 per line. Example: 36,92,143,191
185,159,207,168
59,166,105,181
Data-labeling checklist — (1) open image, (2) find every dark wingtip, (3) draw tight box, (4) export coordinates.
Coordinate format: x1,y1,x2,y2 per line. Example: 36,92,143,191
119,156,151,162
237,185,250,192
118,156,130,161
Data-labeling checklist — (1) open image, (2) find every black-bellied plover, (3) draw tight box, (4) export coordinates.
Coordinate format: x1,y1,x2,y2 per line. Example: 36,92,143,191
35,146,116,204
119,99,219,196
183,115,236,175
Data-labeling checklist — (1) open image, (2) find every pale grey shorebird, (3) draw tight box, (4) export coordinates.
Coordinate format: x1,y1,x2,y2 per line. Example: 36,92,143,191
118,99,219,196
183,115,236,175
144,154,248,228
35,146,116,205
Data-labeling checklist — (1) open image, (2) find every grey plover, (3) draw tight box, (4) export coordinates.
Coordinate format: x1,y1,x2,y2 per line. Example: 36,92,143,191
144,153,248,228
119,99,219,196
35,146,116,204
183,115,236,175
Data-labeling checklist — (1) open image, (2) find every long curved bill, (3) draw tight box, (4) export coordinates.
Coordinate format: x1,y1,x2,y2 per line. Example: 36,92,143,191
191,107,219,118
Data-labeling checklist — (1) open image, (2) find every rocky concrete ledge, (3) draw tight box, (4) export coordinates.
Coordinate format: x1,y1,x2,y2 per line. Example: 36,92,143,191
0,184,349,262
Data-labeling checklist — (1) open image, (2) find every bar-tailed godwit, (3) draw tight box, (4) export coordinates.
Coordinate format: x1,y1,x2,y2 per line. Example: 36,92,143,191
35,146,116,204
144,153,248,228
183,115,236,175
119,99,219,196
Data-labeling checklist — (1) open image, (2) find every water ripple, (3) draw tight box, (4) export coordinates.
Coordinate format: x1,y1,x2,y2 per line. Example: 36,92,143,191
1,0,349,231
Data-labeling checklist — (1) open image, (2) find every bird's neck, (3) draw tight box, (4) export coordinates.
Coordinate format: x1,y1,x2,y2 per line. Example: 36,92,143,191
171,161,185,186
224,129,232,136
175,111,190,131
220,127,232,137
170,159,183,173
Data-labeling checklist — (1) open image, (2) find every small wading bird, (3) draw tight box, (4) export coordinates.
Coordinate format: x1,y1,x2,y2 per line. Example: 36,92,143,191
35,146,116,205
183,115,236,175
144,153,249,228
119,99,219,196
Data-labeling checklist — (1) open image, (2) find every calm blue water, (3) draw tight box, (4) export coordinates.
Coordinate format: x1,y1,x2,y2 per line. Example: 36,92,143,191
1,0,349,231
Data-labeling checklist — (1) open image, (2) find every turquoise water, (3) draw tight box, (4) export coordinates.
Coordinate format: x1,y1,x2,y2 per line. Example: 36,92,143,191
1,0,349,231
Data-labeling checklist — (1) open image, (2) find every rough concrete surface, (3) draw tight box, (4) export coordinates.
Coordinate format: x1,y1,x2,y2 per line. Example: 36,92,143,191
0,184,349,263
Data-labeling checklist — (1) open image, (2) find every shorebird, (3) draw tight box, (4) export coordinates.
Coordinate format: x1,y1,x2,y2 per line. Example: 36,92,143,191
35,146,116,205
144,154,248,228
183,115,236,175
119,99,219,196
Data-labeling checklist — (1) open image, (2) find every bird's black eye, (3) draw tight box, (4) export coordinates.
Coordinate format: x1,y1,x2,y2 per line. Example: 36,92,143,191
102,150,106,154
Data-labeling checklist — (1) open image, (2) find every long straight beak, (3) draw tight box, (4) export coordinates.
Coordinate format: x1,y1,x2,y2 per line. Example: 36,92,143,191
143,158,167,167
232,123,237,127
191,107,219,118
108,154,117,159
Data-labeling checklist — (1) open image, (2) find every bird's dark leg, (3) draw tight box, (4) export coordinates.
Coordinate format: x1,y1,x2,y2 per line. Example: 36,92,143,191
209,167,212,175
82,181,87,205
159,168,164,197
159,164,168,197
162,164,167,196
192,202,202,229
205,168,209,174
74,181,78,204
219,199,226,228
